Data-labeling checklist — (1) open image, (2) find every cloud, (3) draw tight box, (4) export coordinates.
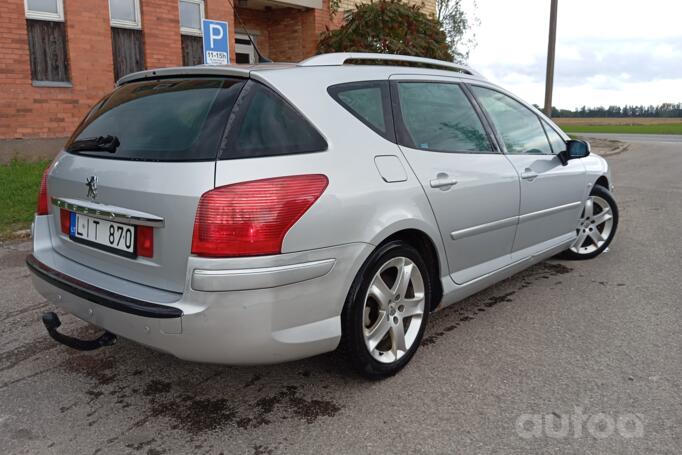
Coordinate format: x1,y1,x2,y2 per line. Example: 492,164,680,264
463,0,682,108
480,38,682,86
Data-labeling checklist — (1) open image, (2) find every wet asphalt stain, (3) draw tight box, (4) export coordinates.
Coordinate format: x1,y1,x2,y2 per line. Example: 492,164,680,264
63,353,118,386
484,291,516,308
138,383,339,434
243,373,262,388
420,261,575,347
150,396,237,434
143,380,172,396
144,383,340,436
253,445,274,455
126,438,156,451
55,348,342,448
0,335,56,372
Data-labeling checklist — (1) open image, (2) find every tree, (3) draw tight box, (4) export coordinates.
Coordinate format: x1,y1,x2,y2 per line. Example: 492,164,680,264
317,0,452,62
436,0,478,61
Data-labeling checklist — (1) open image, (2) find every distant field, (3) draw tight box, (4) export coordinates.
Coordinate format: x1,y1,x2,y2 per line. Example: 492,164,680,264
555,118,682,135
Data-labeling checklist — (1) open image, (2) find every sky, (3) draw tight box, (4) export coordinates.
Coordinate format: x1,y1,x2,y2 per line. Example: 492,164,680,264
461,0,682,110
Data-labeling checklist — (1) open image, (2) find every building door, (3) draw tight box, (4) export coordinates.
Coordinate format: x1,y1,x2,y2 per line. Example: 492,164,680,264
235,34,256,64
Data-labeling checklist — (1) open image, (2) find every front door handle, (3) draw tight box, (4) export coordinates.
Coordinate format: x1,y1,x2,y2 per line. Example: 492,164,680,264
521,169,538,181
430,173,458,190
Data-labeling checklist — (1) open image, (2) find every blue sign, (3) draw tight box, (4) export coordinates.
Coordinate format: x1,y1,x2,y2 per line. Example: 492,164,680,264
202,19,229,65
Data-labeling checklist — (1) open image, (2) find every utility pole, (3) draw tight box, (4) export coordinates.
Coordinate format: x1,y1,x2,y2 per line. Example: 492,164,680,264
543,0,558,117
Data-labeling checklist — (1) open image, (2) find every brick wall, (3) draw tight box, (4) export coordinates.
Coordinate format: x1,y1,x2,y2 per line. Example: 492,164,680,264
235,7,271,58
236,1,343,63
205,0,236,62
0,0,115,139
0,0,430,141
142,0,183,68
0,0,236,140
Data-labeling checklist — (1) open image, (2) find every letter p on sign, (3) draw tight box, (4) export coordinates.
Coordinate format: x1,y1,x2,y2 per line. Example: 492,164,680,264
202,19,229,65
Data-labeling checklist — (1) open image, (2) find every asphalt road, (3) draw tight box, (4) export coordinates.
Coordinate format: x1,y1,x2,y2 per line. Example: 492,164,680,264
1,140,680,454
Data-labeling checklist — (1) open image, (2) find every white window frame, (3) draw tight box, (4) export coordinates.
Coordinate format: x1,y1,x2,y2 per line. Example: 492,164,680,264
108,0,142,30
24,0,64,22
179,0,205,36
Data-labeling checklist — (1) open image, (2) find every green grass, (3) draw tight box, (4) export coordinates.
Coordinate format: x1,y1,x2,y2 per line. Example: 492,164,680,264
560,123,682,135
0,159,50,239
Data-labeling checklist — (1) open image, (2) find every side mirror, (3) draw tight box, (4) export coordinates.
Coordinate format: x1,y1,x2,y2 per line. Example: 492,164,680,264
558,139,590,165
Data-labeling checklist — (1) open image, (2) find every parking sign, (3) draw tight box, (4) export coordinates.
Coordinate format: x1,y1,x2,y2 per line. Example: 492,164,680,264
202,19,229,65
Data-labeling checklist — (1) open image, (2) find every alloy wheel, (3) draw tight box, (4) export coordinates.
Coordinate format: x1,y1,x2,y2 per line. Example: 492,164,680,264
570,195,615,254
362,256,426,363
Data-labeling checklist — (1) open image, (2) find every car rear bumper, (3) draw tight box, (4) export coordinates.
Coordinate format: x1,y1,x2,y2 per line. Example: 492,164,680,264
29,215,372,365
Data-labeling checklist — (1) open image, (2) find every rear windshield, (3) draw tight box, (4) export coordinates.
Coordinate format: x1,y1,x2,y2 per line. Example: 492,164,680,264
66,78,245,161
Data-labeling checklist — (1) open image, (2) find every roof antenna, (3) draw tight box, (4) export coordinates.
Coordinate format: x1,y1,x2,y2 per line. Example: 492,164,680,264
225,0,272,63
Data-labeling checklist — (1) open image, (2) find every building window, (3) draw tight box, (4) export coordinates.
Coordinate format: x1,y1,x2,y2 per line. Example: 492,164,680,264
109,0,144,81
25,0,64,21
108,0,142,29
24,0,70,84
235,34,256,64
179,0,204,36
180,0,204,66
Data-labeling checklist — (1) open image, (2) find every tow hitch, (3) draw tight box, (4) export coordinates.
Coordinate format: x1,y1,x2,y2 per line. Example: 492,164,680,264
42,312,117,351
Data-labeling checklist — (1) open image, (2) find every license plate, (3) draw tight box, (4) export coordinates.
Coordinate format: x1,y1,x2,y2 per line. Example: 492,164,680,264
70,212,136,256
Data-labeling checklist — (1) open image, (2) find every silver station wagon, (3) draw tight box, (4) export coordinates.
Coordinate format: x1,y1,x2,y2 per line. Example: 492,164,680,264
28,53,618,378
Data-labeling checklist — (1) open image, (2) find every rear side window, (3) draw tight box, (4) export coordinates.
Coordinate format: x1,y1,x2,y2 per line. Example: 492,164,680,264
221,81,327,160
394,82,492,153
328,81,395,141
66,78,245,161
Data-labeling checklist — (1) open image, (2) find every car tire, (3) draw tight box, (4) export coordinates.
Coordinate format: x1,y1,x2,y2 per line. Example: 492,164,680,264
340,240,431,379
560,184,619,260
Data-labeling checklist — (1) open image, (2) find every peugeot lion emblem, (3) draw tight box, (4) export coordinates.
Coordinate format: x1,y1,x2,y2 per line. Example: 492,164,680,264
85,176,98,200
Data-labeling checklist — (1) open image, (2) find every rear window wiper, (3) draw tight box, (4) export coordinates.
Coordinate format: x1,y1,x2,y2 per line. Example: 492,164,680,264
67,135,120,154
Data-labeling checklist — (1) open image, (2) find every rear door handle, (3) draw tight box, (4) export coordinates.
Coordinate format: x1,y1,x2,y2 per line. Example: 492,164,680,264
430,173,458,190
521,169,538,181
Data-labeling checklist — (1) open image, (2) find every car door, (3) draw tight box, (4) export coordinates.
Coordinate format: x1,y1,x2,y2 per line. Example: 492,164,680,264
390,76,521,284
468,85,587,258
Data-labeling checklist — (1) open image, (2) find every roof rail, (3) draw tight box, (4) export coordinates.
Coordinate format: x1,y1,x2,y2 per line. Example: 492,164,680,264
299,52,481,77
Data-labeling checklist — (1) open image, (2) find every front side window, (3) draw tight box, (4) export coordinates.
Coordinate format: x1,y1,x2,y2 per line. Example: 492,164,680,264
395,82,492,153
543,121,566,154
25,0,69,83
471,86,552,155
221,81,327,160
328,81,394,141
66,78,245,161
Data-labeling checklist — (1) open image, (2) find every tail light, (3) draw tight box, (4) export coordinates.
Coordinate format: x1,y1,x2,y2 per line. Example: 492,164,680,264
137,226,154,258
191,174,328,257
36,168,50,215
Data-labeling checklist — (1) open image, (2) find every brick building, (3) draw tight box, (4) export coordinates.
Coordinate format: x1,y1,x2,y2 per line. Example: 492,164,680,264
0,0,436,142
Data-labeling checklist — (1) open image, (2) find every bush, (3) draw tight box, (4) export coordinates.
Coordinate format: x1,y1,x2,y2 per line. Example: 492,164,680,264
317,0,453,62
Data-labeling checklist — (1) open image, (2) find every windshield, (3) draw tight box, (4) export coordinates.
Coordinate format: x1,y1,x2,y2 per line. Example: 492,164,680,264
66,78,245,161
